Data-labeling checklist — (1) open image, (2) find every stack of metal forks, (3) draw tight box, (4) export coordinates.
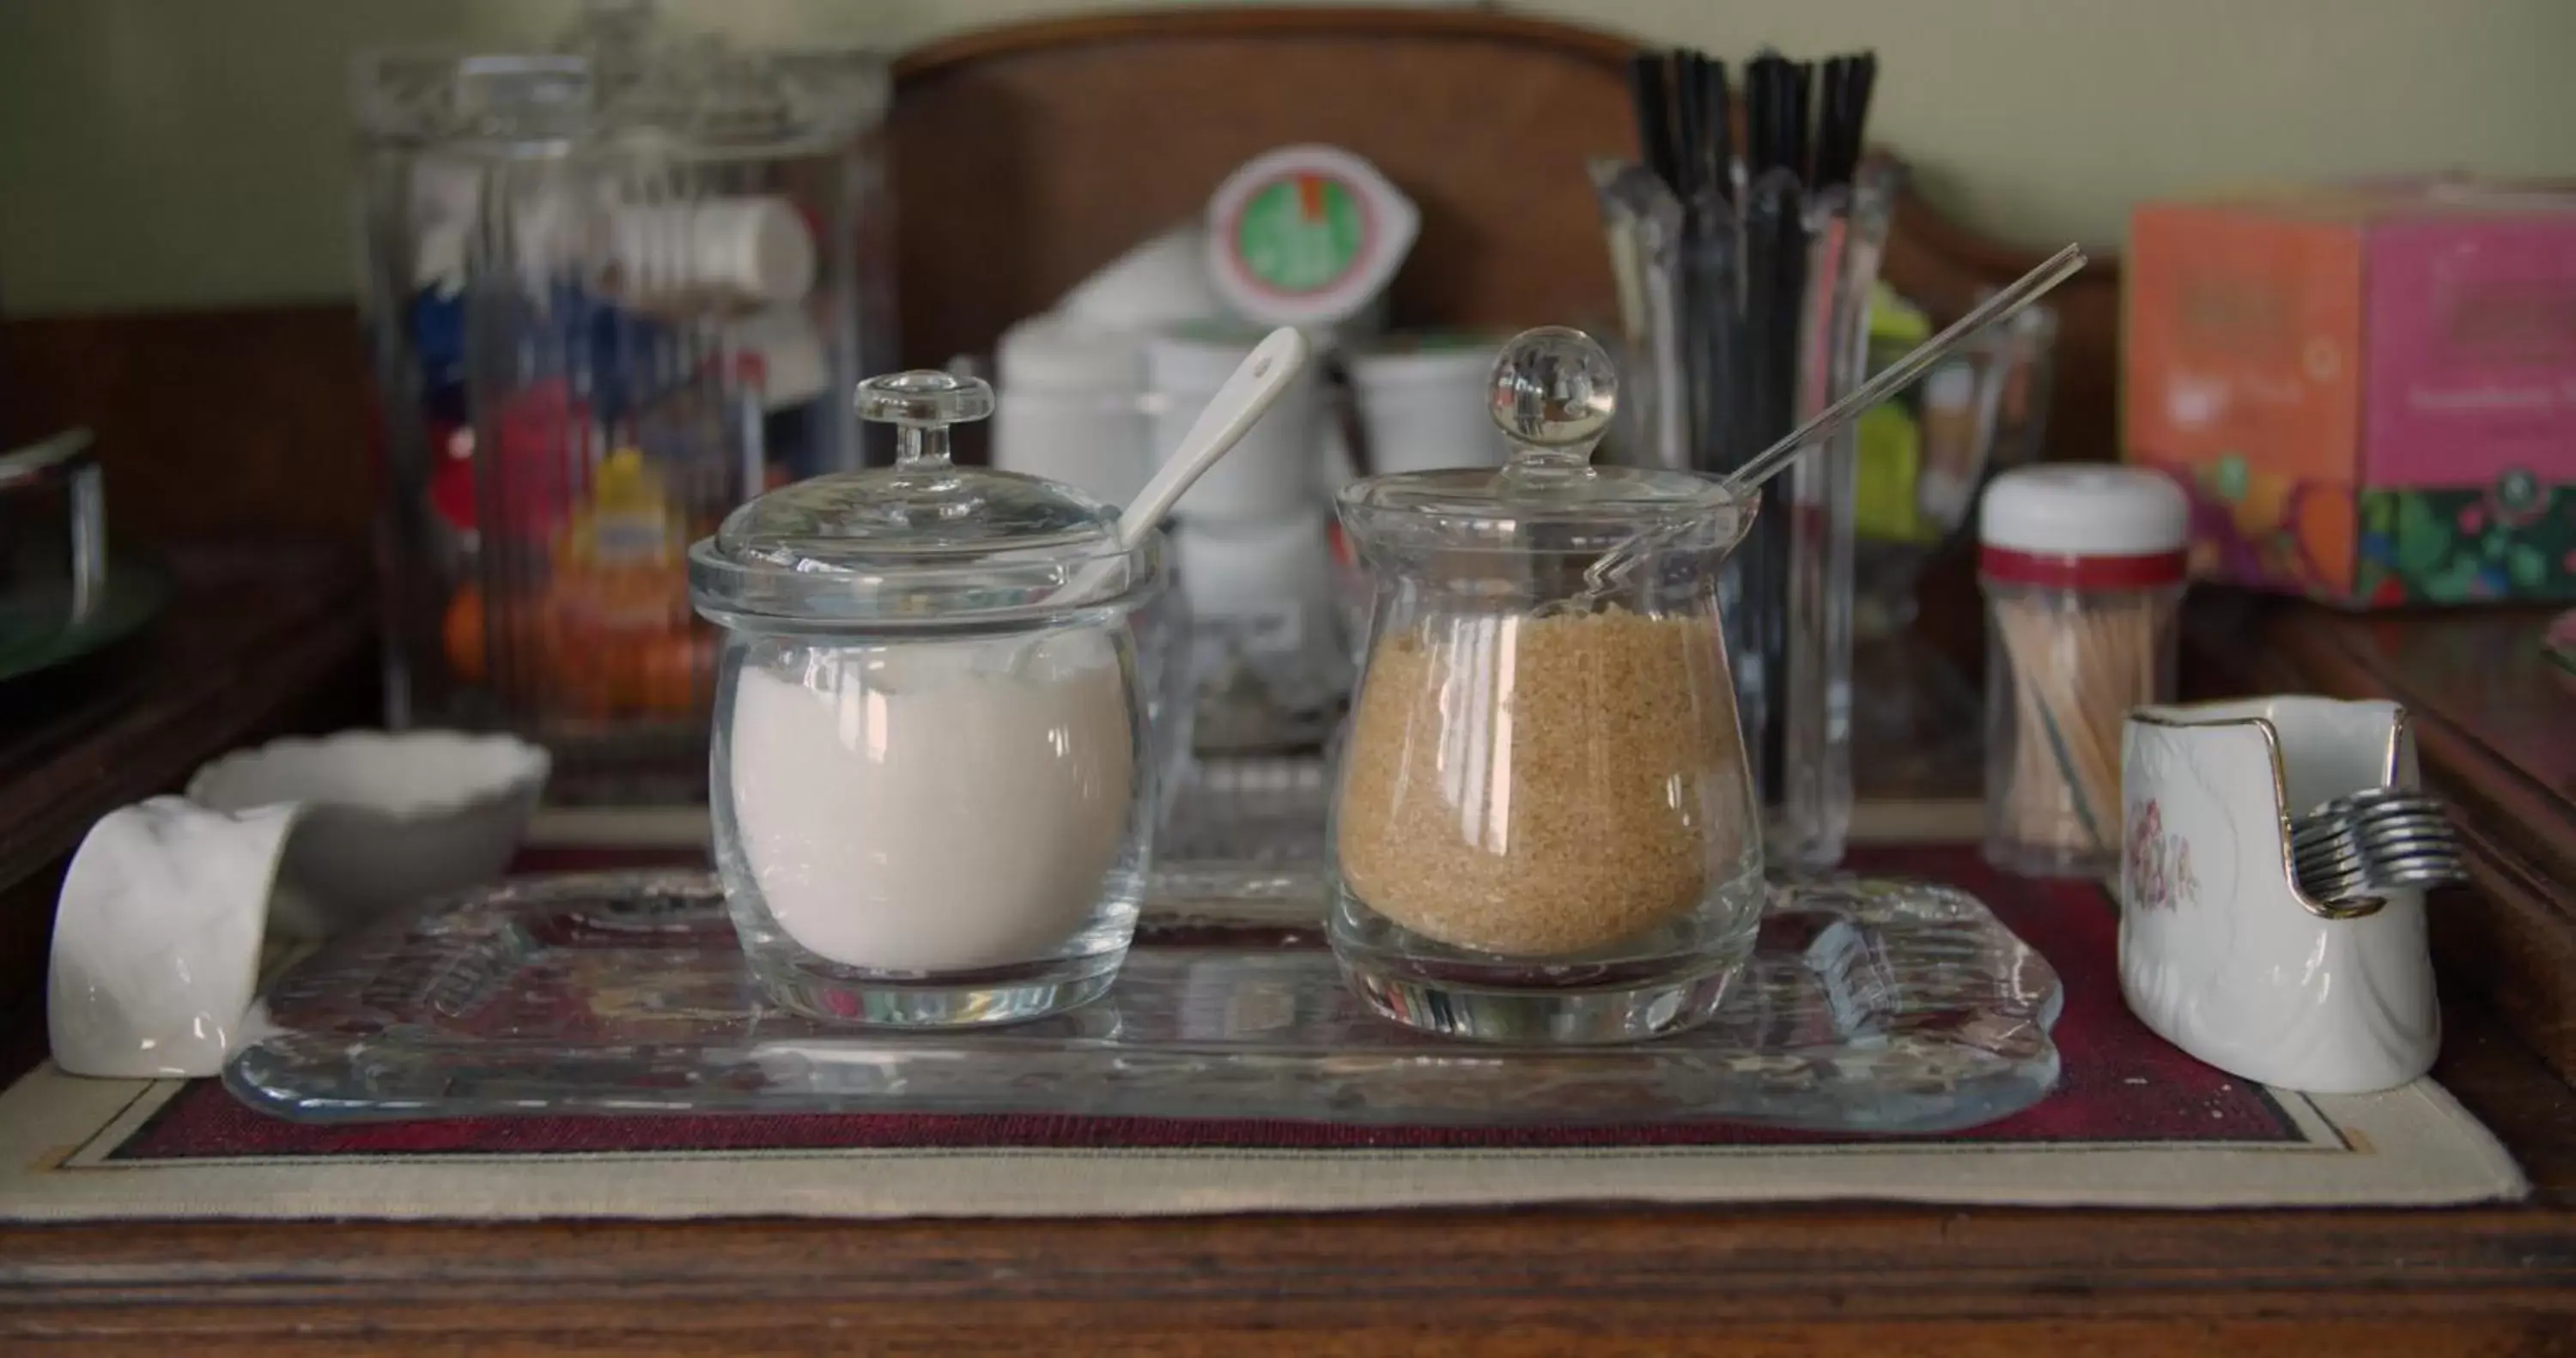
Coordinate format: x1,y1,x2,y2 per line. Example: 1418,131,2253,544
2289,785,2469,909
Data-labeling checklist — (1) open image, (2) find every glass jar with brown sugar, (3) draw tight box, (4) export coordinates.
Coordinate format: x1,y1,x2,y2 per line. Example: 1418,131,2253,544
1327,328,1765,1045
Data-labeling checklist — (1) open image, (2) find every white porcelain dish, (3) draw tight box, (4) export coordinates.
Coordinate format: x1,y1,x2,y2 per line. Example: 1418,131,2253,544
2120,697,2437,1094
187,730,550,937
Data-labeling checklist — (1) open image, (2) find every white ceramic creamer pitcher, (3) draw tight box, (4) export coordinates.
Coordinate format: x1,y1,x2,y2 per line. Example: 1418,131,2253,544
2118,697,2437,1094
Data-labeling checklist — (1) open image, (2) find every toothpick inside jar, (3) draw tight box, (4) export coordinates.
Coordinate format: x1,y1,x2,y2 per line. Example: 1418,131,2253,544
1977,465,2190,879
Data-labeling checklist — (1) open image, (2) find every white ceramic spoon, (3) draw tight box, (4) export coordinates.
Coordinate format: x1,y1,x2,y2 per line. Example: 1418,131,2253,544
1115,324,1312,547
1007,325,1310,675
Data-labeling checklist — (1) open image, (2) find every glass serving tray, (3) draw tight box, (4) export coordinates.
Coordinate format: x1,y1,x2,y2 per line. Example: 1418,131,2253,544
228,865,2063,1133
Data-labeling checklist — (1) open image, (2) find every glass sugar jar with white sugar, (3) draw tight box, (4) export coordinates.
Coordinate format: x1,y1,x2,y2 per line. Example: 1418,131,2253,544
689,370,1165,1027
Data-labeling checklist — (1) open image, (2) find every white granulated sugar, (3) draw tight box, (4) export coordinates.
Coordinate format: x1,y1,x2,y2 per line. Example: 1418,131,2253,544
727,634,1134,972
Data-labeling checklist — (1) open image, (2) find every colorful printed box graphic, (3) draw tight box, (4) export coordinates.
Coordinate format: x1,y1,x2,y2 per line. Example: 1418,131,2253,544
2124,179,2576,606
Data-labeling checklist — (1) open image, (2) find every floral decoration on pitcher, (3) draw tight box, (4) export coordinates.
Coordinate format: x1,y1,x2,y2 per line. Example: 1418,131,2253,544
2125,798,2198,912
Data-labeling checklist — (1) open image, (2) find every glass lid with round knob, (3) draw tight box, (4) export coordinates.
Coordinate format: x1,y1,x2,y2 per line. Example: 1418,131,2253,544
1335,326,1753,558
689,369,1156,628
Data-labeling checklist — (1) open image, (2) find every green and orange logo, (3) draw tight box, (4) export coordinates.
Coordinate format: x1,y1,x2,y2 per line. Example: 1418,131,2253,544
1230,173,1370,296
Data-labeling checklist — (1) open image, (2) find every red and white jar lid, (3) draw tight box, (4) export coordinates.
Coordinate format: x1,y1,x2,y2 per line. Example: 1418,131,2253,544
1978,464,2190,591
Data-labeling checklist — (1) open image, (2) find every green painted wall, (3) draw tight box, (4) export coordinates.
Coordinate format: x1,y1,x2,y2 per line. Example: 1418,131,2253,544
4,0,2570,315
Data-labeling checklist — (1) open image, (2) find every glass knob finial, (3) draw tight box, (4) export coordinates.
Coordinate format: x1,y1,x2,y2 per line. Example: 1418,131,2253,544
1488,326,1618,465
857,369,995,427
857,369,993,468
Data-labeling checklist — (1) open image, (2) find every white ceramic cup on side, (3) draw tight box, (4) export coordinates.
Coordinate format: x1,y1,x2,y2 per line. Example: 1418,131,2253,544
47,797,301,1079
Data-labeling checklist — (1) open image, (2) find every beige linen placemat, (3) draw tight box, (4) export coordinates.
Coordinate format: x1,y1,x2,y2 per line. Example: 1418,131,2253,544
0,1062,2526,1221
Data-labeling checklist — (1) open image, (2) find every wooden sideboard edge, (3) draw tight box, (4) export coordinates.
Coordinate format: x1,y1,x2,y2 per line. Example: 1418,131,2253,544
2,1209,2571,1331
2,1297,2573,1349
892,5,1637,83
3,1201,2571,1276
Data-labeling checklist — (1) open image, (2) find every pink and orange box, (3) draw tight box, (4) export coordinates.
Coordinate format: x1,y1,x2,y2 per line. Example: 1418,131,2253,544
2123,178,2576,606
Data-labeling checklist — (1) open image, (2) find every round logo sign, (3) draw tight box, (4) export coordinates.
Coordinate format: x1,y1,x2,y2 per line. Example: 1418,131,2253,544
1233,174,1366,295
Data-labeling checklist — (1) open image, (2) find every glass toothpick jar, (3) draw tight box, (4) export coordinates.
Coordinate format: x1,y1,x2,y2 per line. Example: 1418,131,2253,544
1327,328,1766,1044
690,371,1165,1025
1978,464,2189,878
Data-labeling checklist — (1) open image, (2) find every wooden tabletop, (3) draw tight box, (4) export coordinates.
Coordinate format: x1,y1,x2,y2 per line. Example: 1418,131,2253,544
2,589,2573,1355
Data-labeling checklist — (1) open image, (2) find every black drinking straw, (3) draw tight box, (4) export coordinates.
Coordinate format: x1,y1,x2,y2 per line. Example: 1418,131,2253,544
1850,54,1875,183
1815,56,1849,187
1789,60,1815,185
1702,58,1735,198
1623,43,1884,823
1668,52,1705,200
1813,52,1879,189
1628,50,1680,190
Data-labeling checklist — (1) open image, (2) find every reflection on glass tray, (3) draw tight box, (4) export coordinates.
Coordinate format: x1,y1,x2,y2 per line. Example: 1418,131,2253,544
1154,755,1337,898
228,868,2063,1133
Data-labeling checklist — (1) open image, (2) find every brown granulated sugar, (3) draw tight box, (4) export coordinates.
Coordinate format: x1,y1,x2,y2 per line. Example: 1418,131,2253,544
1334,607,1750,956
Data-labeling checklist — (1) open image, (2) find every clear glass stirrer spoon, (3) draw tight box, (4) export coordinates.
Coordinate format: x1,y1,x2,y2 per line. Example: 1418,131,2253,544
1577,243,2089,602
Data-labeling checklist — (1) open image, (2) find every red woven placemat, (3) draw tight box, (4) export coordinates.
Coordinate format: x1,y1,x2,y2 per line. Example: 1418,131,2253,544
108,844,2297,1160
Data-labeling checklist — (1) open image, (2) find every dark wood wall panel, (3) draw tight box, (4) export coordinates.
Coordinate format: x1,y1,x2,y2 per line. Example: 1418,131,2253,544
888,9,1637,370
2,306,376,549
